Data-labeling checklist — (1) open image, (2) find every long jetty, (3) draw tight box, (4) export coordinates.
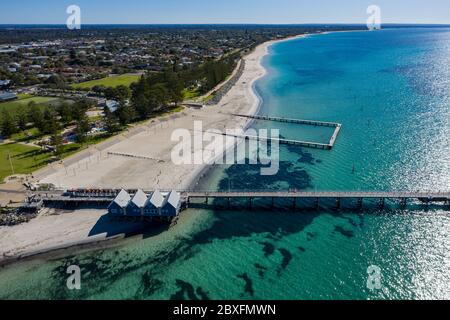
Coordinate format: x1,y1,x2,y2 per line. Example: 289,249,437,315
214,131,332,150
33,190,450,211
230,113,341,127
228,113,342,150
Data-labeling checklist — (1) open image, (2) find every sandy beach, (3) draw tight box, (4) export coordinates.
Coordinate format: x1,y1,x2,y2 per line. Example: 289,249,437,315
38,40,274,190
0,35,304,263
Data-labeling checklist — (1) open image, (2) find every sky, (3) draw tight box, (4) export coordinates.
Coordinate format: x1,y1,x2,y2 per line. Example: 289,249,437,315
1,0,450,25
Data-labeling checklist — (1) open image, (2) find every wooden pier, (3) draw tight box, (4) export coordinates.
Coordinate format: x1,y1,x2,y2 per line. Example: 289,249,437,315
33,190,450,211
215,131,333,150
228,113,342,150
230,113,341,128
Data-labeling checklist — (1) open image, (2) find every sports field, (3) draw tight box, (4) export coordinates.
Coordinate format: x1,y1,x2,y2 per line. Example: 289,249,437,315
0,143,51,182
0,95,62,121
71,74,141,89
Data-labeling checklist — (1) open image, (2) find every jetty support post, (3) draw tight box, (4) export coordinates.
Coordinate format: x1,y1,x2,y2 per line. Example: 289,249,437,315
357,198,363,209
379,198,385,209
400,198,407,208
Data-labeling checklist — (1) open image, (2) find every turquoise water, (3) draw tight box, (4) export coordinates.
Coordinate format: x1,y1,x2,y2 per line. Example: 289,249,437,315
1,28,449,300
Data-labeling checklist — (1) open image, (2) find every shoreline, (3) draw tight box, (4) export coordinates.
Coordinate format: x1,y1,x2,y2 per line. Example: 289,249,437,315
0,34,307,268
186,34,308,190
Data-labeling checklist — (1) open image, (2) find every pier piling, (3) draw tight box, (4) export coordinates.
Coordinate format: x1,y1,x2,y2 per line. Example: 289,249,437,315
33,190,450,213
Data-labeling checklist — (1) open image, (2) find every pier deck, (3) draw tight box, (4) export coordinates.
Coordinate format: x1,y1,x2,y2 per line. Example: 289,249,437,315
230,113,341,127
185,191,450,200
33,190,450,210
228,113,342,149
215,131,332,150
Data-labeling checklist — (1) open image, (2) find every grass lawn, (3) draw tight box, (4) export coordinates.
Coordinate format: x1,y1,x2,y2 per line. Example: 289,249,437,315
0,95,64,121
0,133,116,182
9,128,42,142
0,143,52,182
71,74,141,90
203,93,215,103
182,87,201,100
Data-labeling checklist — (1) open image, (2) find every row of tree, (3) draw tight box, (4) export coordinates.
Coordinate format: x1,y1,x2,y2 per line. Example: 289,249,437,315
178,53,239,94
108,55,239,126
0,99,92,139
1,54,239,148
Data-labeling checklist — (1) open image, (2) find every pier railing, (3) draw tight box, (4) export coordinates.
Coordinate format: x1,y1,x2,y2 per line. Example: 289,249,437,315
33,189,450,204
226,113,343,150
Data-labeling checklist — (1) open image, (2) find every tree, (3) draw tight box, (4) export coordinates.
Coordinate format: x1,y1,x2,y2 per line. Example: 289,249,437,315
57,102,73,125
75,115,90,143
71,99,91,121
42,109,60,135
163,71,184,104
104,85,131,103
117,104,136,126
104,107,119,134
1,110,17,137
50,133,63,156
29,104,45,133
132,93,150,119
15,106,29,131
114,85,131,103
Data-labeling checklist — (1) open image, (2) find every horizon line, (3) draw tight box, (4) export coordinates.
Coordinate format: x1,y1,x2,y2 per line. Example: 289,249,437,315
1,23,450,26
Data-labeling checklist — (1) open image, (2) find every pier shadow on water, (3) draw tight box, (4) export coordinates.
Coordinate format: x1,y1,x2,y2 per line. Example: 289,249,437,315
88,214,171,239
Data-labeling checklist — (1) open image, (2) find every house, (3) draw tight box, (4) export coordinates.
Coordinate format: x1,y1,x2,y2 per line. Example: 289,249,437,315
99,99,119,113
161,190,181,217
0,92,17,102
144,190,165,216
108,189,131,216
0,80,11,89
106,100,119,112
127,189,148,217
37,74,53,80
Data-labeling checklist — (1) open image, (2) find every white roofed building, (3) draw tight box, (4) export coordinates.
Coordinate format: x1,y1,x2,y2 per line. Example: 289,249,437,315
161,190,181,217
144,190,165,216
127,189,148,216
108,189,131,216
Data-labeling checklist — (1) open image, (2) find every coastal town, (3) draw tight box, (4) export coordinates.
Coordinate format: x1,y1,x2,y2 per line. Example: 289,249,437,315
0,0,449,304
0,24,364,260
0,26,346,176
0,26,356,195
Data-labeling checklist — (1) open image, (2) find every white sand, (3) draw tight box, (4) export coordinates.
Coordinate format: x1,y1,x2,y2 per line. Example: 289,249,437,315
38,41,273,190
1,209,109,260
0,36,305,262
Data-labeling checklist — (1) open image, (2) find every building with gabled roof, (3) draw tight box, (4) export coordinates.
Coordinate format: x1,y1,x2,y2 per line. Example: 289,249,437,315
161,190,181,217
127,189,148,216
144,190,165,216
0,91,17,101
108,189,131,216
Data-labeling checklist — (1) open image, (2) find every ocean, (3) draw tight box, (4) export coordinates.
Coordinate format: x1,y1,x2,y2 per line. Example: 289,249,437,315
0,28,449,300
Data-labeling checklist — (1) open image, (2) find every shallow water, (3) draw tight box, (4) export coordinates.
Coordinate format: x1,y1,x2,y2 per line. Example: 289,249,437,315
0,28,449,300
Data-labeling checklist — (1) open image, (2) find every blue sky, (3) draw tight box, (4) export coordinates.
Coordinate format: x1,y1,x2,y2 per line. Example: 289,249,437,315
1,0,450,24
